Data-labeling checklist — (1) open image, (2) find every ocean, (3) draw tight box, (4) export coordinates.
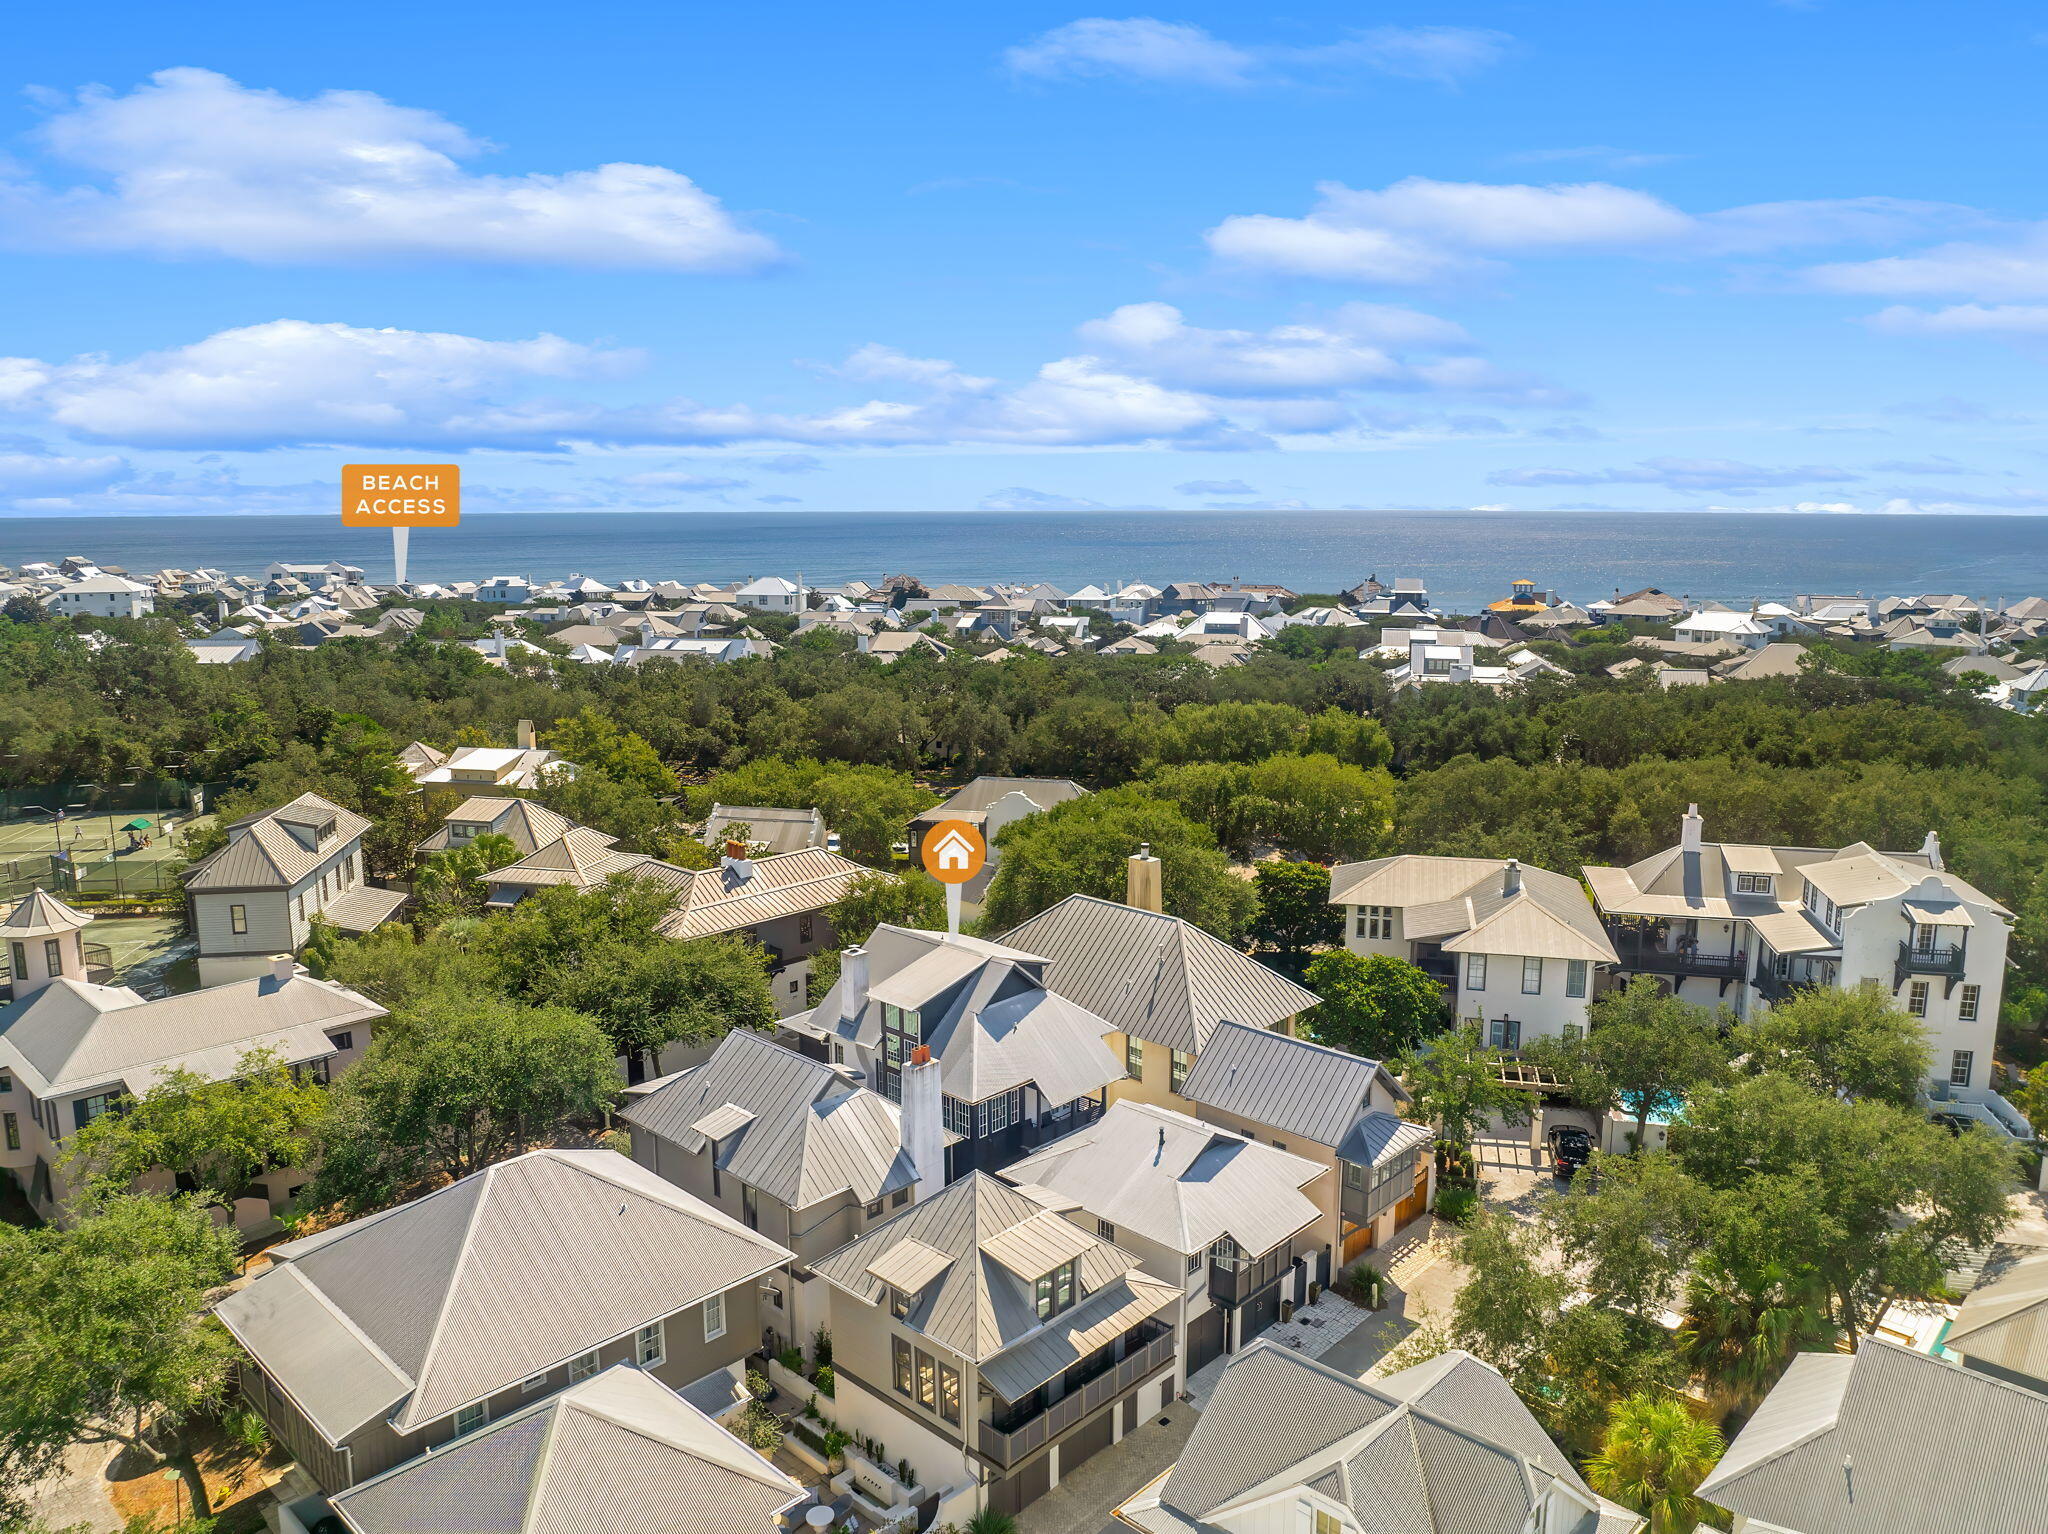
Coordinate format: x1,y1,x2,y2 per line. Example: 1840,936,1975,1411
5,510,2047,610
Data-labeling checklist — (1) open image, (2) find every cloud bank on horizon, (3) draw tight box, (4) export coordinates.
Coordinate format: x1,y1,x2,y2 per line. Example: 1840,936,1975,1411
4,4,2048,519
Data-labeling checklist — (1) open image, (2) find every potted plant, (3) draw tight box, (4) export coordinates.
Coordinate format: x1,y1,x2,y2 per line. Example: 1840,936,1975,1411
822,1427,851,1474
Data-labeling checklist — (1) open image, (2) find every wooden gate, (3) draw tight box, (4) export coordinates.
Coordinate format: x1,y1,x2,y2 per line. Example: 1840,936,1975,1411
1393,1166,1430,1228
1342,1221,1377,1262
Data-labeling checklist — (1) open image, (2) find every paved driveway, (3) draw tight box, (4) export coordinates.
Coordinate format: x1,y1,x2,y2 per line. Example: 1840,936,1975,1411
1016,1399,1195,1534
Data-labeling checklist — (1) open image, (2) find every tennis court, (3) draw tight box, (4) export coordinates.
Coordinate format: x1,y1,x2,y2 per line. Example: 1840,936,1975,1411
0,810,193,899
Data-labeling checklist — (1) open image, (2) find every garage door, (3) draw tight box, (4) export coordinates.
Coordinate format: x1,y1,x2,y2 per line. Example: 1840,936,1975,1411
1061,1406,1115,1475
1394,1166,1430,1228
1343,1222,1377,1262
989,1454,1051,1517
1186,1306,1227,1376
1240,1281,1282,1345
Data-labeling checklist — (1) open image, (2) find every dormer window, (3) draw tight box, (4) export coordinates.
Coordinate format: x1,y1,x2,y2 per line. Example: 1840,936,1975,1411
1734,873,1774,895
1034,1260,1077,1320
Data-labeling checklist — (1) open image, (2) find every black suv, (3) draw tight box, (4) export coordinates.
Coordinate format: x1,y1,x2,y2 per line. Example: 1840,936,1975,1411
1546,1124,1594,1179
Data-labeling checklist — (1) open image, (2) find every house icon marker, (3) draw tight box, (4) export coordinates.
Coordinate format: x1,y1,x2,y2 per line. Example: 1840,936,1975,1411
922,820,987,884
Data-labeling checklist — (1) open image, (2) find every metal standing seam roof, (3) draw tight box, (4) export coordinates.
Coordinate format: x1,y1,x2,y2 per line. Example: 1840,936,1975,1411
916,776,1087,819
702,804,826,858
1331,856,1615,965
1180,1020,1408,1151
654,848,875,942
416,797,576,856
1947,1248,2048,1381
186,792,370,891
0,971,384,1098
328,1364,804,1534
216,1149,793,1437
614,1029,915,1210
811,1173,1146,1366
1698,1340,2048,1533
321,884,410,934
1000,1100,1324,1258
996,894,1315,1054
1,888,93,936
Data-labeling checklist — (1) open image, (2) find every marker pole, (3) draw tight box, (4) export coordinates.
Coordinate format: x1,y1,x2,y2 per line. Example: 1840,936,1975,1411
391,526,410,587
946,882,962,937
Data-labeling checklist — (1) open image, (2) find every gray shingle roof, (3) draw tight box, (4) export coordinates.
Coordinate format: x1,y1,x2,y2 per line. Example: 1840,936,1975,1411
1697,1339,2048,1532
617,1030,915,1210
1141,1343,1595,1533
217,1150,791,1437
0,971,383,1097
1001,1100,1323,1258
811,1173,1171,1381
997,894,1314,1054
186,792,369,891
1180,1021,1411,1158
329,1364,803,1534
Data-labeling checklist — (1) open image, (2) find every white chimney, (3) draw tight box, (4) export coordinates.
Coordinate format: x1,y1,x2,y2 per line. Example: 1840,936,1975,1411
1127,844,1163,913
901,1045,946,1203
840,945,870,1027
516,718,536,750
856,632,870,654
268,954,295,984
1502,858,1521,897
1681,804,1704,856
1921,830,1944,871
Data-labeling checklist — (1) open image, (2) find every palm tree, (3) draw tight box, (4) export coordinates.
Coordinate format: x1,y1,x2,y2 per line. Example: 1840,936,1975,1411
1587,1393,1725,1534
1677,1259,1835,1410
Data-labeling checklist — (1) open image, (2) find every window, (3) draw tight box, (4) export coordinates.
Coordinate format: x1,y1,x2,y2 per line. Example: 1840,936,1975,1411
73,1093,117,1129
865,1198,884,1218
878,1004,921,1100
702,1290,726,1342
636,1321,665,1367
915,1350,937,1411
43,938,61,974
520,1370,550,1391
1034,1260,1078,1320
8,942,23,979
1959,984,1981,1022
1913,922,1938,955
1097,1218,1116,1240
1355,905,1393,940
893,1336,914,1397
1313,1510,1343,1534
892,1186,912,1208
938,1361,961,1424
1566,960,1588,999
1343,1161,1363,1189
741,1184,759,1231
943,1096,973,1137
1561,1023,1583,1044
1952,1050,1975,1088
4,1112,17,1152
1186,1251,1202,1274
1487,1018,1521,1050
294,895,304,923
889,1286,912,1319
1125,1034,1144,1078
1170,1050,1192,1095
798,912,814,945
1464,954,1486,991
1907,980,1929,1018
328,1031,353,1052
570,1351,600,1382
978,1090,1020,1137
0,1070,12,1093
1522,957,1543,995
1734,873,1774,895
453,1402,488,1437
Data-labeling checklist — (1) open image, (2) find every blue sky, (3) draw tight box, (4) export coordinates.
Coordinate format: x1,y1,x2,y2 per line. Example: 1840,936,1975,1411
4,1,2048,517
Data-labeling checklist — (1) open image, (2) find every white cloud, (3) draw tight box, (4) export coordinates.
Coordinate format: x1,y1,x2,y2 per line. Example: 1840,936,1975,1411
1489,457,1861,492
0,68,780,271
1175,478,1255,496
1208,176,1966,283
756,493,803,505
1003,19,1507,88
0,449,130,495
0,319,632,449
1506,146,1678,170
977,486,1109,511
1864,303,2048,335
616,472,751,491
1808,229,2048,300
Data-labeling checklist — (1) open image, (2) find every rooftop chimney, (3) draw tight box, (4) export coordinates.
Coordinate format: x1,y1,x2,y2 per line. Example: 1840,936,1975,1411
516,718,536,751
1921,830,1944,871
1127,843,1164,913
1681,803,1704,856
1502,858,1521,897
901,1044,946,1204
268,954,296,984
840,945,870,1027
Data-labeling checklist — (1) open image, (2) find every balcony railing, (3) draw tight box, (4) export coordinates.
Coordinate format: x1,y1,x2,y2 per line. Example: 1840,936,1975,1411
1896,940,1965,979
1607,929,1748,980
977,1328,1175,1467
1208,1244,1293,1308
1752,960,1794,1005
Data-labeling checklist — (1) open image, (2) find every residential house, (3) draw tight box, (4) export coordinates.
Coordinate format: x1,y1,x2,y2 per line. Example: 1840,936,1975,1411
325,1365,805,1534
996,882,1315,1114
217,1149,792,1498
789,926,1126,1180
1715,642,1809,681
623,635,775,665
619,1027,924,1345
264,561,366,590
1696,1339,2048,1534
0,924,383,1221
185,793,406,985
1002,1100,1325,1385
1180,1022,1432,1278
1484,577,1556,614
481,825,694,911
473,575,533,603
703,803,831,857
1585,807,2011,1095
1330,854,1617,1049
1944,1246,2048,1393
812,1170,1182,1520
186,628,262,665
733,576,804,613
413,795,574,858
907,777,1087,884
1116,1341,1642,1534
403,723,573,791
44,573,155,620
865,631,953,663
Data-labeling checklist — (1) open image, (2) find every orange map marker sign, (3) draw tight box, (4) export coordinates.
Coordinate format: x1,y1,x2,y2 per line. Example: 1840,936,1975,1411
342,464,460,585
922,820,987,934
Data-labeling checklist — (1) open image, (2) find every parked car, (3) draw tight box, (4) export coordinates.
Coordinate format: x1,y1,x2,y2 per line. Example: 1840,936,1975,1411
1546,1124,1593,1179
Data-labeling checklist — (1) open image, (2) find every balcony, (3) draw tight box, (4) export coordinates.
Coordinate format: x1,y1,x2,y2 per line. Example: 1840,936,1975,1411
1208,1244,1293,1308
1606,928,1749,993
1896,940,1966,995
1752,960,1794,1006
977,1326,1174,1467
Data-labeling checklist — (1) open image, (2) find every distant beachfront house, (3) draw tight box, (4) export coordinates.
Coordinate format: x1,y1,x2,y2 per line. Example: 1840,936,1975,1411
44,574,154,620
1673,608,1772,649
733,576,804,613
474,574,533,603
263,561,365,590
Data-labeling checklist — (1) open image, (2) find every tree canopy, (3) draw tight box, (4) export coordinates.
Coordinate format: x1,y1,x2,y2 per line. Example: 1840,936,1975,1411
1302,949,1446,1059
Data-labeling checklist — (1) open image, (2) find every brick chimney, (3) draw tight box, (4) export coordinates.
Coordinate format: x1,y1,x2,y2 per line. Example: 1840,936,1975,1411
1127,843,1163,913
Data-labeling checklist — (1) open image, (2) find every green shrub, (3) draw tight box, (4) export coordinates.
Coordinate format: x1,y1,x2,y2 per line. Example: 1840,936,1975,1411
813,1363,837,1397
775,1344,806,1373
745,1368,770,1401
1434,1186,1480,1224
733,1401,783,1452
